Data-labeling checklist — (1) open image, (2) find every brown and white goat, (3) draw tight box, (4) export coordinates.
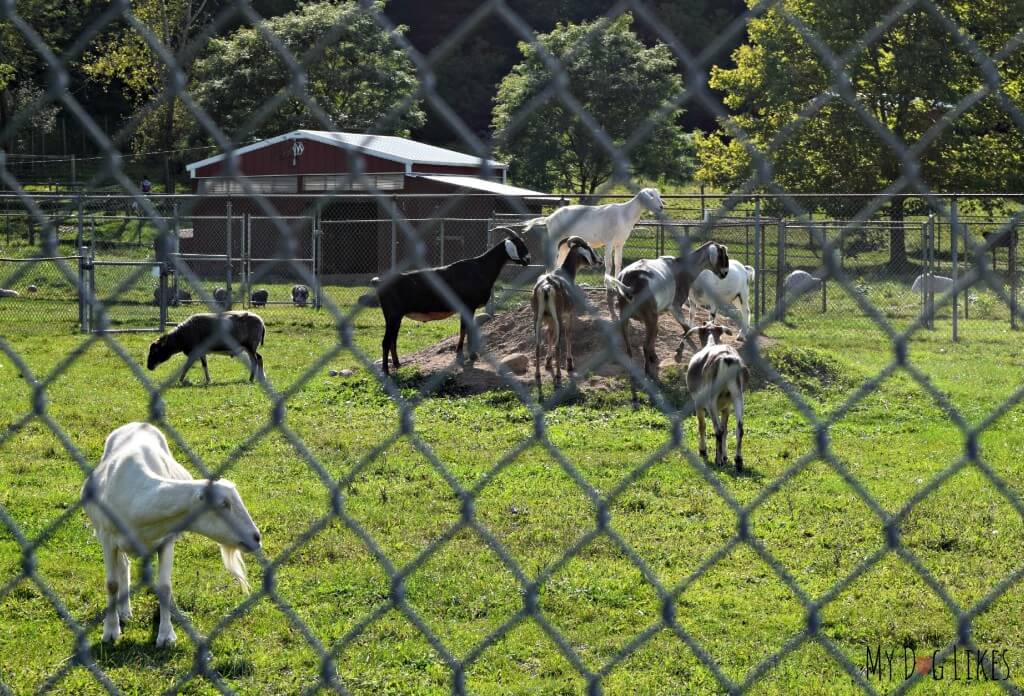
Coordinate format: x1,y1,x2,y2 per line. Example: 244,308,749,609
685,322,749,471
147,311,265,384
531,236,600,397
604,241,730,406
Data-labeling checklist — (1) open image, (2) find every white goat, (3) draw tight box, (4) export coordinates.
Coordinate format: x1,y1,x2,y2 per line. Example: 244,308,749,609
911,273,954,294
685,323,749,471
783,270,823,298
81,422,261,646
689,260,755,336
523,188,665,283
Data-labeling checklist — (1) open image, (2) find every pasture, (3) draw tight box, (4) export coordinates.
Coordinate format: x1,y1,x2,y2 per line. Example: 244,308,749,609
2,289,1023,694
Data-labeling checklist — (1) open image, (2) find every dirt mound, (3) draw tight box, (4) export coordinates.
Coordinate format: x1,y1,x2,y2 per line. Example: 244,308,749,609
397,288,767,395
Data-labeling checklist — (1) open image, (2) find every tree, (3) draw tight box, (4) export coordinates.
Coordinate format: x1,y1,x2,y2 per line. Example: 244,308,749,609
492,13,694,194
1,1,101,150
81,0,219,189
696,0,1024,267
191,1,425,140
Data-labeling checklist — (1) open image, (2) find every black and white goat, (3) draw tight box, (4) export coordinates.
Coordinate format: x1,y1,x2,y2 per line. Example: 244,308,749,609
531,236,600,397
250,288,269,307
685,322,749,471
292,284,309,307
359,228,531,375
147,311,265,384
604,241,730,406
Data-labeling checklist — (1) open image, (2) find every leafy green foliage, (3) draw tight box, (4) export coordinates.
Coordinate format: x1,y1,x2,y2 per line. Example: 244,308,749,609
190,1,425,140
697,0,1024,263
493,13,694,194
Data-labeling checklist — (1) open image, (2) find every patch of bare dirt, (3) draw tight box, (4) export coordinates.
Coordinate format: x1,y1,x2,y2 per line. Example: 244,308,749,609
394,289,770,395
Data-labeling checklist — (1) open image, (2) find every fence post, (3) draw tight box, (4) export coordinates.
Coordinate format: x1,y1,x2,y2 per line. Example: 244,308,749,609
390,219,397,271
87,246,95,333
962,221,969,321
314,212,322,310
753,198,761,326
226,200,233,310
922,218,931,329
776,219,786,311
76,195,84,249
951,196,959,342
78,245,87,333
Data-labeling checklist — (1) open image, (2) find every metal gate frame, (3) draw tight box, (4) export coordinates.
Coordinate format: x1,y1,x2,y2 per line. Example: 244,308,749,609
242,213,319,309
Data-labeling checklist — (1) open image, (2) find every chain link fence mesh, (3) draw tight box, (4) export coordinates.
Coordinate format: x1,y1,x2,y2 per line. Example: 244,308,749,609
2,0,1024,693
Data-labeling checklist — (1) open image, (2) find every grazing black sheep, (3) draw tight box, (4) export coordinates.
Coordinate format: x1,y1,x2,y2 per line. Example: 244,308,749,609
146,311,265,384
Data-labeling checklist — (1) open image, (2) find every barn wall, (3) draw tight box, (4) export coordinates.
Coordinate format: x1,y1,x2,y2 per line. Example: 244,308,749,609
192,139,403,178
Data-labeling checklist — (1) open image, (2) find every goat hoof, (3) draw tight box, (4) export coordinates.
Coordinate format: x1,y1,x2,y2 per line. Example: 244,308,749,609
102,625,121,643
699,449,707,460
156,629,177,647
735,456,744,471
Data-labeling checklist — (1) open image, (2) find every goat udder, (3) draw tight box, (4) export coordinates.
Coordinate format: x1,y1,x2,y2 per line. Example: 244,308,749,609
407,311,456,322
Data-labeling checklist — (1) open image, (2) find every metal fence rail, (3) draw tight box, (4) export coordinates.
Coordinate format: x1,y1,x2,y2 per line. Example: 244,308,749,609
3,0,1024,694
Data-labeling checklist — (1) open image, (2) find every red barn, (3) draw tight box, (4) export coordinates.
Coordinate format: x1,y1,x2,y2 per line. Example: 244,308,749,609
182,131,552,279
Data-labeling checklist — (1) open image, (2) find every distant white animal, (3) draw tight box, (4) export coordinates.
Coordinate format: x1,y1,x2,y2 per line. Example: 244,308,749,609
0,289,20,298
911,273,954,294
81,422,261,646
689,260,756,336
523,189,665,314
783,270,823,297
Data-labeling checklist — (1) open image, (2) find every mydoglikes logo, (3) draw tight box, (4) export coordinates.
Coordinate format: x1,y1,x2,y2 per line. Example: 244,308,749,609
860,644,1012,683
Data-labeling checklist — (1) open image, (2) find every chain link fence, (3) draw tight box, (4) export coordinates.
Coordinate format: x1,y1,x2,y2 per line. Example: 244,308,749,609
3,0,1024,693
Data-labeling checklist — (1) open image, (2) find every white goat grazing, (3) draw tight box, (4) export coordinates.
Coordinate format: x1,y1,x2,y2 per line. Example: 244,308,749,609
911,273,954,294
523,188,665,282
685,323,749,471
783,270,823,297
689,260,755,335
81,422,261,646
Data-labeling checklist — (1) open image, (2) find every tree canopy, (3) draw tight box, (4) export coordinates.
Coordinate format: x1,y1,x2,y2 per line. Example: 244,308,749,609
696,0,1024,263
190,1,425,140
492,13,694,194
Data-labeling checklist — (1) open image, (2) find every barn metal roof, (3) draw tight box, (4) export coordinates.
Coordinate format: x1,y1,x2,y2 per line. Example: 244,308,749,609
185,130,506,175
410,174,556,199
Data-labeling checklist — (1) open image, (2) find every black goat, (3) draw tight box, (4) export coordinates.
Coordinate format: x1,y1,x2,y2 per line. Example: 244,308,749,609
359,228,531,375
147,311,265,384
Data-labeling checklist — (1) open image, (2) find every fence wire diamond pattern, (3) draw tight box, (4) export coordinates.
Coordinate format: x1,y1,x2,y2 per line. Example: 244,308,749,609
2,0,1024,693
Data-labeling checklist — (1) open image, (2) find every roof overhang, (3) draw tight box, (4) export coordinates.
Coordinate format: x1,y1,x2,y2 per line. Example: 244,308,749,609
409,174,558,200
185,130,506,178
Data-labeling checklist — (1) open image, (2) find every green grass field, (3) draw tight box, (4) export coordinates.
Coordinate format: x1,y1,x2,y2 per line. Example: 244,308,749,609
2,286,1024,694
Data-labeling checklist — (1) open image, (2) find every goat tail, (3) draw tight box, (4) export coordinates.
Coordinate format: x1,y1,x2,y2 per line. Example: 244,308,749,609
744,265,755,283
603,274,632,300
219,544,250,593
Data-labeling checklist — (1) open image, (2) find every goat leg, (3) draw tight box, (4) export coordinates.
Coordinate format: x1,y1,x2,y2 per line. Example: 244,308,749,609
200,356,211,385
535,317,544,400
733,393,744,471
155,542,177,647
719,409,730,469
101,540,121,642
621,311,638,408
696,407,707,460
565,313,575,375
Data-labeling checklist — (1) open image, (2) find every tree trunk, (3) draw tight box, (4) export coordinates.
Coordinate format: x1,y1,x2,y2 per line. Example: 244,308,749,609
163,99,175,193
889,197,908,269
